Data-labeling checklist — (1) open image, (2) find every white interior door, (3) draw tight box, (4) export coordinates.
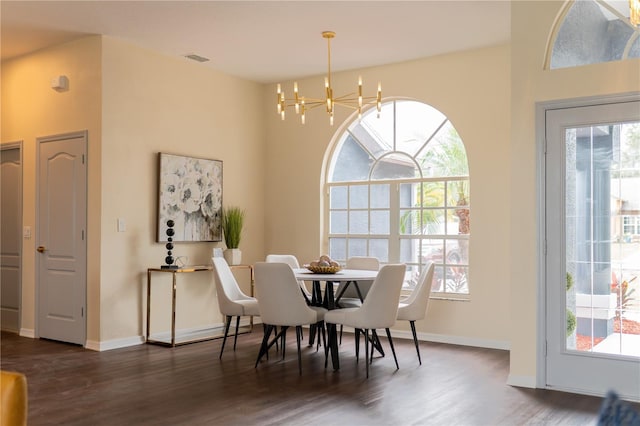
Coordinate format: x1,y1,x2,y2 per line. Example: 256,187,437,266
1,143,22,332
545,99,640,400
37,132,87,345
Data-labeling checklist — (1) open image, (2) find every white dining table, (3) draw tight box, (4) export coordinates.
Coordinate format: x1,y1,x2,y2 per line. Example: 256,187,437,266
293,267,380,370
293,268,378,308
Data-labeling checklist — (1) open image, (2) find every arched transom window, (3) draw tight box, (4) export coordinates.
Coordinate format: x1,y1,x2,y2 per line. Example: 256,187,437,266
549,0,640,69
325,100,471,296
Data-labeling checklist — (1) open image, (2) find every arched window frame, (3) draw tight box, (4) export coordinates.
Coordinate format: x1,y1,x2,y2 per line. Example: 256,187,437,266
545,0,640,70
322,99,471,297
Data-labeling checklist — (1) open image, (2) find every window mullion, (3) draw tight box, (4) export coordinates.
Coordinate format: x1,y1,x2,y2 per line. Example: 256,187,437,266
388,182,400,263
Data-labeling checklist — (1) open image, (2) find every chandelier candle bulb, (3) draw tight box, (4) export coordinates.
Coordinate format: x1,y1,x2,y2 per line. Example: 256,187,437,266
293,82,300,113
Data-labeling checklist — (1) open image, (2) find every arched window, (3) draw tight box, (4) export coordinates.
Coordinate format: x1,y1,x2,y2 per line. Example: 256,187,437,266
548,0,639,69
325,100,470,296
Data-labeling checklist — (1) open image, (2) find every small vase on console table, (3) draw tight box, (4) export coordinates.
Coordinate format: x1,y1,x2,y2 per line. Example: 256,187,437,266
223,248,242,266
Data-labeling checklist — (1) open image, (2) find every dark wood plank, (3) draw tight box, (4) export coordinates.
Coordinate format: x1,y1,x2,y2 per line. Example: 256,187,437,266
0,330,621,425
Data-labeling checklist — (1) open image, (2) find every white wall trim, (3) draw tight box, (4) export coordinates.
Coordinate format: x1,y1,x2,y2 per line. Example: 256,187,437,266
391,329,510,351
91,320,254,351
507,374,537,389
339,327,510,351
86,335,144,351
87,322,508,352
19,328,35,338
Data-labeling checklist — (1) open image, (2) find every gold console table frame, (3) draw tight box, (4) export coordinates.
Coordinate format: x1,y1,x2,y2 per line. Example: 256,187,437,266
146,264,253,347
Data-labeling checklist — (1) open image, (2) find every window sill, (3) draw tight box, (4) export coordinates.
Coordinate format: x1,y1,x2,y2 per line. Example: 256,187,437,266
429,295,470,302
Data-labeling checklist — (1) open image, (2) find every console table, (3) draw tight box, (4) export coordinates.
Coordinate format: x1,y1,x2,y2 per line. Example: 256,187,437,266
146,264,253,347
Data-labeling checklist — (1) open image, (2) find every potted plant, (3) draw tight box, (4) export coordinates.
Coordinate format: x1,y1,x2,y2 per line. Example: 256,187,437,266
221,206,245,265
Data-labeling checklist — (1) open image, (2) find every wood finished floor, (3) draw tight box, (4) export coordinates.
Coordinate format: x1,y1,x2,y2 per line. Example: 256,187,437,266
0,330,612,425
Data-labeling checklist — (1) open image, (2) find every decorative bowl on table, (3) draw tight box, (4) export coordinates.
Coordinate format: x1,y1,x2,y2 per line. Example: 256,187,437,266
304,264,342,274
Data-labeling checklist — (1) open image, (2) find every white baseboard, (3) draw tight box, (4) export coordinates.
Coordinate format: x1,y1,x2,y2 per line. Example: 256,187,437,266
381,328,510,351
67,320,508,353
19,328,35,338
507,374,537,389
85,335,145,351
92,320,254,351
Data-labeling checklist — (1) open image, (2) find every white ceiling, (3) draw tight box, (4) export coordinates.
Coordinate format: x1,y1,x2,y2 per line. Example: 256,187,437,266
1,1,511,84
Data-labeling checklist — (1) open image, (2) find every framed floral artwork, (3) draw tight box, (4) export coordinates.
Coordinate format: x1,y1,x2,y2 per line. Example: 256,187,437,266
157,153,223,242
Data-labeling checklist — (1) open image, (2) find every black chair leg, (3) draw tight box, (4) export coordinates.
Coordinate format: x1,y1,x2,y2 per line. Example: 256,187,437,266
263,324,270,360
233,315,241,350
308,323,316,347
281,326,289,360
255,324,273,367
385,328,399,370
272,326,279,352
371,329,385,357
355,328,361,362
364,329,370,378
296,325,303,375
315,321,325,352
339,324,343,345
220,315,232,359
321,322,327,351
410,320,421,365
370,330,375,364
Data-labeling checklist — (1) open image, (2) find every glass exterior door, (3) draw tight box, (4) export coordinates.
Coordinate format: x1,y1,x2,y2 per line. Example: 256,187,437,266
545,100,640,400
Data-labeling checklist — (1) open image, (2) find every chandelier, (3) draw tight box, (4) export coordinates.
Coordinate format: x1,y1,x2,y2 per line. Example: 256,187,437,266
631,0,640,26
276,31,382,125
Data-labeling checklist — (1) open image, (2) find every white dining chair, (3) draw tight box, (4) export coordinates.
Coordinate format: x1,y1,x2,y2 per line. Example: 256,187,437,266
324,263,406,378
211,257,260,359
265,254,312,302
397,263,435,365
253,262,327,375
335,256,380,344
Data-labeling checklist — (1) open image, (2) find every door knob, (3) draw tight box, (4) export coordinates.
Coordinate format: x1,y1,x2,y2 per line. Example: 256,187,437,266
37,246,46,253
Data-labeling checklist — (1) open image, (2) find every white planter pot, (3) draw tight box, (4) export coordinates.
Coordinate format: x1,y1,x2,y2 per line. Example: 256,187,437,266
223,248,242,265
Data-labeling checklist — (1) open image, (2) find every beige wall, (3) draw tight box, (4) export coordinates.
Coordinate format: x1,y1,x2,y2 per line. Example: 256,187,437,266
1,36,103,340
509,0,640,385
2,36,266,347
264,44,513,347
99,38,266,344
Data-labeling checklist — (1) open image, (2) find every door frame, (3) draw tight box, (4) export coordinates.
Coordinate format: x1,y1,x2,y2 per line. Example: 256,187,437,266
35,131,88,344
535,92,640,391
1,141,23,333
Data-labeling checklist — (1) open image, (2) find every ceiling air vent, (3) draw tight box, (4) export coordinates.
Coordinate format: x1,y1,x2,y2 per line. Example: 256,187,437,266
183,54,210,63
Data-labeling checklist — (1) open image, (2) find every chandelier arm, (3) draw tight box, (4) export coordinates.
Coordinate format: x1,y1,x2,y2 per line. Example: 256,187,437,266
334,97,380,104
304,103,327,111
282,98,324,105
330,104,360,111
282,100,325,109
333,92,358,101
